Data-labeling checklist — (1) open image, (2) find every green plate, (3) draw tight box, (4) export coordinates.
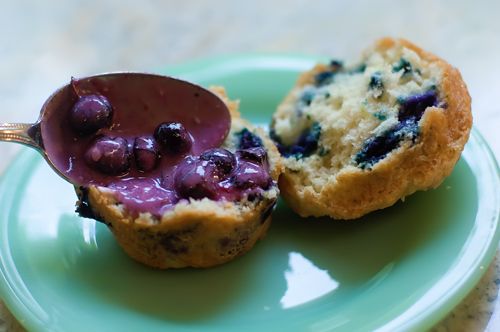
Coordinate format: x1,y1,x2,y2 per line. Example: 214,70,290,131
1,56,499,332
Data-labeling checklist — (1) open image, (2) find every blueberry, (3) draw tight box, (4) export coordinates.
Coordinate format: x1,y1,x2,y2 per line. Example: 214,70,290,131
349,63,367,74
295,122,321,157
75,186,105,223
269,127,286,151
392,58,413,75
275,122,321,159
160,233,189,255
231,161,272,190
154,122,192,154
355,128,403,168
314,71,335,86
237,128,263,149
174,157,219,200
314,60,346,86
369,72,384,98
260,199,277,223
300,88,316,106
133,136,160,172
84,136,131,175
373,110,387,121
398,90,438,122
354,89,438,169
355,119,418,169
237,147,268,164
70,94,113,135
329,60,343,70
200,148,236,176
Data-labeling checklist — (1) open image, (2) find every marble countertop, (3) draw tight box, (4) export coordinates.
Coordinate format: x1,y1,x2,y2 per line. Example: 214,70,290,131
1,0,499,331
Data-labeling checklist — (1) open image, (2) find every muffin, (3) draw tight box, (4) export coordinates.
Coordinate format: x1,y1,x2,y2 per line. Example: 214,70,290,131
75,86,284,268
271,37,472,219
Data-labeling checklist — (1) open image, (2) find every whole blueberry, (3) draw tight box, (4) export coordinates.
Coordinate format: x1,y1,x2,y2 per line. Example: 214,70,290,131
84,136,131,175
232,161,272,190
237,128,263,149
237,147,268,164
174,157,219,200
133,136,161,172
154,122,192,154
70,94,113,135
200,148,236,176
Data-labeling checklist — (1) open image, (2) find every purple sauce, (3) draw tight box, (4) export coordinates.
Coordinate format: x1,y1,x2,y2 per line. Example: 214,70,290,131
108,178,178,216
40,73,231,186
174,151,272,202
38,74,273,219
87,142,273,218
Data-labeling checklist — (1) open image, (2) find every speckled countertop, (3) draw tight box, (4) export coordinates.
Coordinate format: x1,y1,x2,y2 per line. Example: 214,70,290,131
1,1,499,331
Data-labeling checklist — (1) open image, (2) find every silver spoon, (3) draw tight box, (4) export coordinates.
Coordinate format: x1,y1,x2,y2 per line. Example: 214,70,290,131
0,73,231,186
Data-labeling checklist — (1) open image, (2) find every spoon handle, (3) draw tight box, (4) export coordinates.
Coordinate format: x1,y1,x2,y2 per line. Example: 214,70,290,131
0,122,41,149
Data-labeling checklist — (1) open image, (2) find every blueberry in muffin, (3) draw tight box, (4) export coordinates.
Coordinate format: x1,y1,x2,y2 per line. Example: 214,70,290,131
270,38,472,219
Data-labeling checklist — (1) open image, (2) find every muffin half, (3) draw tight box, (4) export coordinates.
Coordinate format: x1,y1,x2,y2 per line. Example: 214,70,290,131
77,87,284,268
271,38,472,219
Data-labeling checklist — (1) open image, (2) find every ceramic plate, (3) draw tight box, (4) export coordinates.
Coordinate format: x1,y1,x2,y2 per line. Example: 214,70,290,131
1,56,499,332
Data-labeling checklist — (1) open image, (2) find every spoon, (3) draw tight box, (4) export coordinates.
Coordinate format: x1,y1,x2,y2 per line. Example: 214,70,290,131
0,73,231,186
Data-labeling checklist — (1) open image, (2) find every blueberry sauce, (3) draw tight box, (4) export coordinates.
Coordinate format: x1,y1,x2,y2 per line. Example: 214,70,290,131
108,178,178,215
271,122,321,159
40,73,231,186
174,149,272,201
38,74,273,219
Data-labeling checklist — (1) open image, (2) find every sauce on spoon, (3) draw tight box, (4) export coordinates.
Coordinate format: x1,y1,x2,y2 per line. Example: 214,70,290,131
1,73,274,218
39,73,231,186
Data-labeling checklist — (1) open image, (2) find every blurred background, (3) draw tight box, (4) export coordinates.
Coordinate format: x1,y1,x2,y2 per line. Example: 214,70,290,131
1,0,499,173
1,0,499,331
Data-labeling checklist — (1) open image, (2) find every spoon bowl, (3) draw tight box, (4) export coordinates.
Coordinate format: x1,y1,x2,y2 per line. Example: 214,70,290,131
0,73,231,186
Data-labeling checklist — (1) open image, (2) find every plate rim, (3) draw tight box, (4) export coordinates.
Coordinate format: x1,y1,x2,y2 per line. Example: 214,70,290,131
0,54,499,332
